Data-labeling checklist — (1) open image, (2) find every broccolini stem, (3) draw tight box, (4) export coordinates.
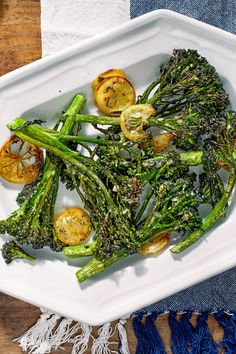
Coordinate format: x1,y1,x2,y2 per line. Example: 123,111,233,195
137,78,161,104
146,76,199,105
140,223,173,241
50,95,87,247
76,224,174,282
37,129,233,169
144,150,236,167
76,114,120,125
135,171,159,224
76,224,173,281
19,253,36,262
70,171,87,205
144,151,204,167
76,250,127,282
61,96,86,133
29,162,57,222
63,243,96,257
59,135,122,146
75,113,180,129
74,113,183,130
65,95,86,117
179,151,204,166
28,96,87,230
55,133,142,161
171,169,236,253
8,119,116,208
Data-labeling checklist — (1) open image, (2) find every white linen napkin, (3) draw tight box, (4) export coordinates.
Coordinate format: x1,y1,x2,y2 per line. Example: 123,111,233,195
41,0,130,56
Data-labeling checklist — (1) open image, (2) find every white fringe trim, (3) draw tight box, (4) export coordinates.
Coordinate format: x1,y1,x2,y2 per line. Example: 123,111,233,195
15,311,131,354
91,322,118,354
117,319,130,354
71,323,92,353
15,312,60,353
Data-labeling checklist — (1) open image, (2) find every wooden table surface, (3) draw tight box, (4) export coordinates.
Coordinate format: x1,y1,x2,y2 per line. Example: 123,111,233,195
0,1,224,353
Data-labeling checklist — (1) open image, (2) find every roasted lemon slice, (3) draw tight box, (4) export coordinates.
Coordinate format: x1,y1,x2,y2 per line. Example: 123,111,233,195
94,76,136,116
55,207,91,246
0,135,43,184
120,104,156,142
139,232,170,256
92,68,126,91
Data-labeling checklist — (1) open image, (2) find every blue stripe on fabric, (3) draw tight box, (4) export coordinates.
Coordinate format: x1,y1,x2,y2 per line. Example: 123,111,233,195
136,267,236,314
130,0,236,315
130,0,236,34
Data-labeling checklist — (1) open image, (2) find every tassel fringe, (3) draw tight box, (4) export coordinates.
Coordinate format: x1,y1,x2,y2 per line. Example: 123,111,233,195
117,319,130,354
91,322,118,354
215,311,236,353
15,312,60,353
71,323,92,354
168,311,189,353
133,313,166,353
193,312,218,353
15,310,236,353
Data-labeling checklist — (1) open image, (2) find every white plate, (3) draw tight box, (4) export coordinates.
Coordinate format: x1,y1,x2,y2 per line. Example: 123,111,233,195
1,9,236,325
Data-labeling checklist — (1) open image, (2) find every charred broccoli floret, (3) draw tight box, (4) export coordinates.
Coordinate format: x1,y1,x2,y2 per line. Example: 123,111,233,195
137,49,229,149
172,112,236,253
1,241,35,264
75,49,229,150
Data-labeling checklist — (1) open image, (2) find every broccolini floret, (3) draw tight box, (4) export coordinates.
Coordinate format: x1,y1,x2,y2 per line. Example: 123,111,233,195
1,241,35,264
171,111,236,253
75,49,229,150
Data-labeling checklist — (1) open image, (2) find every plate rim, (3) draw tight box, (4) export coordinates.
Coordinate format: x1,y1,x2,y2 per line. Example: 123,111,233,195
1,9,236,87
1,9,236,325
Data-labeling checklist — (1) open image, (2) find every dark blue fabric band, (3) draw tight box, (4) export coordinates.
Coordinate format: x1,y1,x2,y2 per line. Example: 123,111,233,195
130,0,236,34
130,1,236,313
138,267,236,314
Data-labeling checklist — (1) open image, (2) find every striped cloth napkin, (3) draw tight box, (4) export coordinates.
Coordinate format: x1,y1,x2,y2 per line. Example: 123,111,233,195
17,1,236,353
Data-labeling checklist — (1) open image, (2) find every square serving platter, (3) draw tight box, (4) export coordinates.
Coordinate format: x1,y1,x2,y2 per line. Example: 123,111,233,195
1,9,236,325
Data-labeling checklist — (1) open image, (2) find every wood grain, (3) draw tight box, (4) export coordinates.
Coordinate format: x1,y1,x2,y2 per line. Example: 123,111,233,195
0,1,224,353
0,0,41,76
